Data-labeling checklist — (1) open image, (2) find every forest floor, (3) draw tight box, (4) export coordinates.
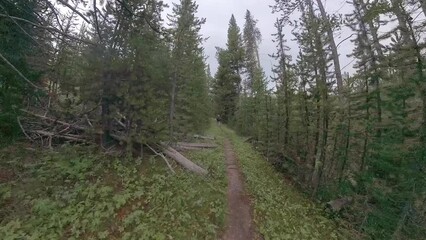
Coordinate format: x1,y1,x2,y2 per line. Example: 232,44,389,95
0,122,358,239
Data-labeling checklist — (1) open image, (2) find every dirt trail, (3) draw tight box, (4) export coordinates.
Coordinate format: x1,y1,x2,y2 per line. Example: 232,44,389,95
222,139,255,240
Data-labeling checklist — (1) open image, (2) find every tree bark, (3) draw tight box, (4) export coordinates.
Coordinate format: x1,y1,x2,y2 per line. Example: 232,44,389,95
315,0,343,95
420,0,426,18
169,72,177,140
176,142,218,149
406,17,426,160
161,144,208,176
307,0,329,196
390,0,412,44
101,71,112,147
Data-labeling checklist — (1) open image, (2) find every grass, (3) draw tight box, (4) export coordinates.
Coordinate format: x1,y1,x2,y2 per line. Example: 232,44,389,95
220,127,357,240
0,124,227,239
1,122,359,239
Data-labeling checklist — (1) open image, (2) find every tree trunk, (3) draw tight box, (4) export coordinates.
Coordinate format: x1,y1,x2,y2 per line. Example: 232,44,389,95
309,0,329,196
161,144,208,176
407,18,426,160
390,0,412,44
360,66,370,172
315,0,343,95
420,0,426,18
101,71,112,147
354,0,382,137
169,72,177,140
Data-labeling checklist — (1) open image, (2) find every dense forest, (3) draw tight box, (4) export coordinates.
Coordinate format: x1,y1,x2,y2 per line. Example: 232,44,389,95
213,1,426,238
0,0,425,239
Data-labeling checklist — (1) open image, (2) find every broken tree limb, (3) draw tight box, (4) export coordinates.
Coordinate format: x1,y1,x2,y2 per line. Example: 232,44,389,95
160,143,208,176
326,197,353,213
28,130,87,143
146,144,175,174
114,118,126,128
177,142,217,149
0,51,44,90
20,109,86,131
85,115,93,127
175,145,207,151
193,134,215,140
17,117,33,141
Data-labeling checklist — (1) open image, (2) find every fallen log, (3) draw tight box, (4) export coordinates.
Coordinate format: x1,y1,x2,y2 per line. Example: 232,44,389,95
326,197,353,213
111,135,206,175
175,145,208,151
145,144,175,174
160,143,208,176
177,142,217,149
193,134,215,140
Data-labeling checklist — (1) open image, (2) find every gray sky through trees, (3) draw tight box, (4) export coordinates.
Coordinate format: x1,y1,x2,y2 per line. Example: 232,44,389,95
163,0,356,85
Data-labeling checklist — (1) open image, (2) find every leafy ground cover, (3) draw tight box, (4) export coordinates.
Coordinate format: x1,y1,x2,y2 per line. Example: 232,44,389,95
221,127,359,240
0,127,226,239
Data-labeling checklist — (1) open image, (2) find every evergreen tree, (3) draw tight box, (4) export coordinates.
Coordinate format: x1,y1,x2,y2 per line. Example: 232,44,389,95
226,15,245,94
213,48,239,123
235,10,269,149
270,18,293,146
0,0,41,143
242,10,262,93
168,0,210,138
213,15,244,124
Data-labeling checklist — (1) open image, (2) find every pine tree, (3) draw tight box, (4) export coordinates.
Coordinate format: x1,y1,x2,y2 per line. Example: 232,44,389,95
213,15,244,124
0,0,41,143
227,14,245,93
242,10,262,94
169,0,210,138
213,48,240,123
236,10,269,149
270,18,292,146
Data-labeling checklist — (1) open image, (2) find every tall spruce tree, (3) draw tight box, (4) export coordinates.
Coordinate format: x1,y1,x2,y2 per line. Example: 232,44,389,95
0,0,41,143
169,0,210,138
213,15,244,124
236,10,269,148
242,10,262,93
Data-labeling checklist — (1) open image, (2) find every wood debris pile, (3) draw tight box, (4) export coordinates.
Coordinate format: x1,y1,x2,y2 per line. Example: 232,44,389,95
18,108,215,176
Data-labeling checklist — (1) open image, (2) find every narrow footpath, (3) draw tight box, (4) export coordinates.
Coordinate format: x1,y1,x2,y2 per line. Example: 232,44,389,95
222,139,255,240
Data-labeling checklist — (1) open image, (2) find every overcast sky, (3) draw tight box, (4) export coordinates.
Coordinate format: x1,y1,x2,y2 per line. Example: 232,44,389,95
163,0,356,83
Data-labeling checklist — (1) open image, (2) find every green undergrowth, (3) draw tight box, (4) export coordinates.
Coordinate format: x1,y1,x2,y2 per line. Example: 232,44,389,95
221,127,357,240
0,126,227,239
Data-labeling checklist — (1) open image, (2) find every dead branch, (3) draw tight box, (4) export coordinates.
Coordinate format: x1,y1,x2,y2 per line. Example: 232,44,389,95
0,14,96,45
17,117,33,141
177,142,218,149
175,145,207,151
114,118,126,128
110,133,126,144
20,109,86,131
326,197,353,213
55,0,91,24
85,115,93,127
0,51,44,90
193,134,215,140
28,130,87,143
146,144,175,174
0,3,42,47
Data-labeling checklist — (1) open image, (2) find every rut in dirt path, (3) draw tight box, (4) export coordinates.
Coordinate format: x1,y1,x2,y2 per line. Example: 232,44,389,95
222,139,255,240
